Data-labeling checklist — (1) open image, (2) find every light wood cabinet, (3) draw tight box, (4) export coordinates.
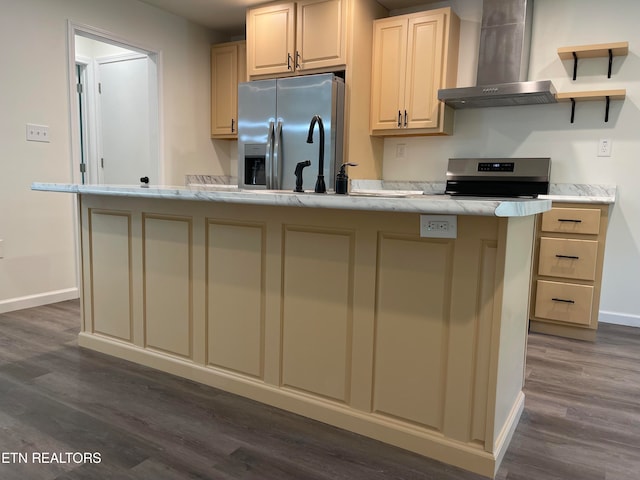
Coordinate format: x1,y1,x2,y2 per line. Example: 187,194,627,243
296,0,346,71
246,0,346,78
211,41,246,138
370,7,459,136
530,203,610,341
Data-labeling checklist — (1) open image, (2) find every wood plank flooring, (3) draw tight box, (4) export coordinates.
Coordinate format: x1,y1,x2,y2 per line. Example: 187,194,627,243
0,300,638,479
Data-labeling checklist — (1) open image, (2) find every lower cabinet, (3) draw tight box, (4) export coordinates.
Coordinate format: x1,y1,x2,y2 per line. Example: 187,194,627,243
529,202,610,341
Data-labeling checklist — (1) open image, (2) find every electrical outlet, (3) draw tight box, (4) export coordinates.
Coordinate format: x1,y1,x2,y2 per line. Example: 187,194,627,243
420,215,457,238
26,123,50,143
396,143,406,159
597,138,611,157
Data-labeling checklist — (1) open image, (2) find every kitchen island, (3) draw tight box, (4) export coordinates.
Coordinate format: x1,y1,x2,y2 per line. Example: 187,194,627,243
32,183,551,478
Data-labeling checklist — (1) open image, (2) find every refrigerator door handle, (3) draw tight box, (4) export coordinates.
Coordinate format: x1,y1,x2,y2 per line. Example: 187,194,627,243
273,120,283,190
265,120,275,189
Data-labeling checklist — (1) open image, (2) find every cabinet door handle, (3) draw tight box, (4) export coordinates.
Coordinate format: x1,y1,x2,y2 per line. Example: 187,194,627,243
231,118,235,133
295,51,301,70
398,110,402,127
404,109,408,127
558,218,582,223
552,297,576,304
555,254,580,260
287,53,292,70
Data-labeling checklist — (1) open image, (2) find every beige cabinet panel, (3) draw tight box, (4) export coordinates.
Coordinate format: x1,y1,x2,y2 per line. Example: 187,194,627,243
143,215,193,359
247,0,346,77
247,2,296,77
373,235,451,428
541,207,601,235
370,7,459,136
281,227,354,402
538,237,598,281
404,13,444,129
211,42,246,138
370,18,407,130
207,221,265,378
89,210,133,341
534,280,594,325
296,0,346,71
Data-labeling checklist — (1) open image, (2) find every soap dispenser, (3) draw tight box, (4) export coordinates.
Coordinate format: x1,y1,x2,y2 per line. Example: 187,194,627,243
335,163,358,194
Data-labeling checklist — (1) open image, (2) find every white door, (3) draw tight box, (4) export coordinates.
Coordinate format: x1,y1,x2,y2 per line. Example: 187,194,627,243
97,55,154,185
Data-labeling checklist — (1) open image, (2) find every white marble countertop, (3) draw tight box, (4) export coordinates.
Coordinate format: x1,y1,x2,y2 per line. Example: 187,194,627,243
538,183,616,204
352,180,617,205
31,183,552,218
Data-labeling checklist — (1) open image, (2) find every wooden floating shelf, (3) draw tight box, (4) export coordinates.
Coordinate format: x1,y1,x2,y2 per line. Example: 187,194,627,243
556,89,626,102
557,41,628,80
557,41,629,60
555,89,626,124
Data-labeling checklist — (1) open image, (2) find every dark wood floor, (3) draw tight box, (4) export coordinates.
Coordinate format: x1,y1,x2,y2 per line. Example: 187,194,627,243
0,301,638,479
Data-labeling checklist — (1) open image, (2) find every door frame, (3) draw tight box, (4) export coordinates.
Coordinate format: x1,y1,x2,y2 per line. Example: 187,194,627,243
67,21,164,186
66,21,163,296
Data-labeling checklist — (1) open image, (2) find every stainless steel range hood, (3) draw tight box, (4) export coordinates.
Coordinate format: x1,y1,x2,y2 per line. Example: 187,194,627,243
438,0,556,109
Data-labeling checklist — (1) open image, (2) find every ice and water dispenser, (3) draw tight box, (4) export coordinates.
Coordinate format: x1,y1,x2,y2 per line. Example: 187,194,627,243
242,144,266,187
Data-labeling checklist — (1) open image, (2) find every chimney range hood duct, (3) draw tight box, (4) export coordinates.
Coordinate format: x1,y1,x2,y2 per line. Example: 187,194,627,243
438,0,556,109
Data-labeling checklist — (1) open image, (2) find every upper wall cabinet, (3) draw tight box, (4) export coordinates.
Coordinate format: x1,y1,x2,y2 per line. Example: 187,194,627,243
370,7,459,136
211,41,247,138
247,0,347,78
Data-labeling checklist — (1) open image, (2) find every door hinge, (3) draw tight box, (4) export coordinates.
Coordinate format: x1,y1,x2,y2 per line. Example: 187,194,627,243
77,83,83,94
98,82,102,94
79,163,86,173
101,158,104,168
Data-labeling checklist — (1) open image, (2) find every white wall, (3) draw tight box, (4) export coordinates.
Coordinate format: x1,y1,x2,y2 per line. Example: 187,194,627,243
0,0,226,311
383,0,640,325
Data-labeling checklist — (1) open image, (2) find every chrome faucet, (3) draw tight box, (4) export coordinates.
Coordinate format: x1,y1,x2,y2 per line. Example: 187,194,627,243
306,115,326,193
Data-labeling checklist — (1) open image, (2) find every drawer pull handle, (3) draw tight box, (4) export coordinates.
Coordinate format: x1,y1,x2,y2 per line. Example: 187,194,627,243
558,218,582,223
552,297,576,304
555,254,580,260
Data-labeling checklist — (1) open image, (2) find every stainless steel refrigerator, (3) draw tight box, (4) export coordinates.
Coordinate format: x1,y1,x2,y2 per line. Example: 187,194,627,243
238,73,345,192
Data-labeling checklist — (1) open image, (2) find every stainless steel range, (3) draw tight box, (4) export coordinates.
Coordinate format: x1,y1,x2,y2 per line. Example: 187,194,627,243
445,157,551,197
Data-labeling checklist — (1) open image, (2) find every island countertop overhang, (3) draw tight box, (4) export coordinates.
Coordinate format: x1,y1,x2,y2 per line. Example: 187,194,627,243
31,183,552,218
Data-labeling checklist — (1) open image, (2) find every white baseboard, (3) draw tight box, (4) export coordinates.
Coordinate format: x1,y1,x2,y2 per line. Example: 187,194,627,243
599,310,640,328
0,288,79,314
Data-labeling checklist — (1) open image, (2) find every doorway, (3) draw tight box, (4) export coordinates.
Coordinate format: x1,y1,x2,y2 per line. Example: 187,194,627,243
69,23,161,185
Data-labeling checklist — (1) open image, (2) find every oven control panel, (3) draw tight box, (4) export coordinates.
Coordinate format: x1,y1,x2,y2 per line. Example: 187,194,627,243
477,162,515,172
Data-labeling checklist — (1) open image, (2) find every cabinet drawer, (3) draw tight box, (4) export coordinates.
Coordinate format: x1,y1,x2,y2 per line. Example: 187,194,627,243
538,237,598,280
534,280,594,325
541,207,601,235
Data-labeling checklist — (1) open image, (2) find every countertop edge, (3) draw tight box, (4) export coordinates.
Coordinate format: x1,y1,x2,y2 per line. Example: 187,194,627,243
31,183,553,217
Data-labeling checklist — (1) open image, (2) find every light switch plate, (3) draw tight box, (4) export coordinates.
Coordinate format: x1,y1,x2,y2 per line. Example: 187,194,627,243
26,123,50,143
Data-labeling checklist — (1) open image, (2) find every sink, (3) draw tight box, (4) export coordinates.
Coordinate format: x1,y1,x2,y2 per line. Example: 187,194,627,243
188,184,239,191
239,189,426,198
348,189,424,198
241,189,300,194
